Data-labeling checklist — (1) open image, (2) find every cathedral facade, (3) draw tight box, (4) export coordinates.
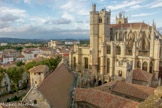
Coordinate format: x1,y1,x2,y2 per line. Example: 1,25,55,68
69,4,162,87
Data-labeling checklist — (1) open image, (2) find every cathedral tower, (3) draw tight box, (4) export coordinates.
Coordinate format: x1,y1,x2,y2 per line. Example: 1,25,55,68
116,13,128,24
90,4,111,75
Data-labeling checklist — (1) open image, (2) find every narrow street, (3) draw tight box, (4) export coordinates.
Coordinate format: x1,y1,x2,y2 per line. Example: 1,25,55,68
0,89,29,102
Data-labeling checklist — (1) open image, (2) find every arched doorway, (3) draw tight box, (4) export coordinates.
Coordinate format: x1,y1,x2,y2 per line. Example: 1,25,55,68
98,80,102,86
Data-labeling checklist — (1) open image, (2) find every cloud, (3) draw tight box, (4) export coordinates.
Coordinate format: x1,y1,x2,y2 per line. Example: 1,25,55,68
151,2,162,8
107,0,145,10
45,18,71,25
76,21,84,23
30,17,47,23
130,5,141,9
0,14,19,22
24,0,30,4
0,25,89,39
55,18,71,24
131,13,154,17
0,7,26,17
0,22,10,29
62,12,74,21
157,27,162,34
61,0,89,15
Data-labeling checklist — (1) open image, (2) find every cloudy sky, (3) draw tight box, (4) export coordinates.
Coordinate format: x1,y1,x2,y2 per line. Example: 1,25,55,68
0,0,162,39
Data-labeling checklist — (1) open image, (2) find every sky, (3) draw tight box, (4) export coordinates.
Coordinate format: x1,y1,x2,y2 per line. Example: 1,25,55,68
0,0,162,39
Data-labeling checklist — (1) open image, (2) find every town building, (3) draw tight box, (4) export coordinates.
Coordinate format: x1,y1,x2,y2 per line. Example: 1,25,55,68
94,80,155,102
48,40,64,49
29,65,49,88
22,61,76,108
74,88,139,108
2,55,14,64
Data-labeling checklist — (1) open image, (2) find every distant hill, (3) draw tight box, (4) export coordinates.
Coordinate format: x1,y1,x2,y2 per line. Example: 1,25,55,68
0,37,45,43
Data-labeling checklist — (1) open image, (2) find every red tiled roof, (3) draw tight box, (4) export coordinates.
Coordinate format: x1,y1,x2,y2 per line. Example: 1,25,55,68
62,53,69,57
110,23,150,29
133,68,152,82
94,80,119,93
95,81,155,100
16,55,24,58
74,88,139,108
29,65,49,73
38,63,74,108
112,81,155,100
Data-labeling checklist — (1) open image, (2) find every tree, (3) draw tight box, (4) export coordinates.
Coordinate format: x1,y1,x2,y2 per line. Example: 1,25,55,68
7,67,24,92
25,56,61,72
16,61,25,67
0,68,5,87
25,61,38,73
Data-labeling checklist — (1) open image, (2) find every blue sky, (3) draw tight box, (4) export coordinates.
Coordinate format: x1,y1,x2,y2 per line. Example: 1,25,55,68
0,0,162,39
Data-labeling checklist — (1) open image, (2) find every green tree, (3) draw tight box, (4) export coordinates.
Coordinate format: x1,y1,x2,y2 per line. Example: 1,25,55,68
16,61,25,66
25,61,38,73
25,56,61,72
0,68,5,87
7,67,24,92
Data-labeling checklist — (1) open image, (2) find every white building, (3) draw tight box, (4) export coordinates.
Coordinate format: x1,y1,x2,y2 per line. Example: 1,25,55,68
2,55,14,64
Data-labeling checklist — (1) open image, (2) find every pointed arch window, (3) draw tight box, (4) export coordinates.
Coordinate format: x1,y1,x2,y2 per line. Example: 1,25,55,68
142,62,148,71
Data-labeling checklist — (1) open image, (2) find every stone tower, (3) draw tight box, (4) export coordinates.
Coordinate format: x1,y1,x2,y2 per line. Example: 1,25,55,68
90,4,111,75
116,13,128,24
114,60,133,83
29,65,49,88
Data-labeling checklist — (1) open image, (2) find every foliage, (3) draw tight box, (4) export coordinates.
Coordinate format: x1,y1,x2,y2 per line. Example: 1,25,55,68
22,80,28,89
7,67,24,92
25,61,38,73
24,46,38,48
0,67,6,87
25,56,62,73
16,61,25,66
0,45,23,51
80,40,90,45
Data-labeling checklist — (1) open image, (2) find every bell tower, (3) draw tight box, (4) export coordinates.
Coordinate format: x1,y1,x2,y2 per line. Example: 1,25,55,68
116,13,128,24
90,4,111,75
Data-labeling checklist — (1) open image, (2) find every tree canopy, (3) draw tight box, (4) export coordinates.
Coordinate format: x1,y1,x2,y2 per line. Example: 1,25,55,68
16,61,25,66
0,67,6,87
25,56,61,73
7,67,24,92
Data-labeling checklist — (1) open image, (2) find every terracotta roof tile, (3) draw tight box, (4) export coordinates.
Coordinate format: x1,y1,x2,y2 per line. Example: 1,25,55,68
74,88,139,108
29,65,49,73
112,81,155,100
38,63,74,108
95,81,155,100
133,68,152,82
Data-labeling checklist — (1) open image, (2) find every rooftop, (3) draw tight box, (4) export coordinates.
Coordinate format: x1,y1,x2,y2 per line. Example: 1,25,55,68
38,63,74,108
133,68,153,82
95,81,155,100
110,23,150,29
29,65,49,73
74,88,139,108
